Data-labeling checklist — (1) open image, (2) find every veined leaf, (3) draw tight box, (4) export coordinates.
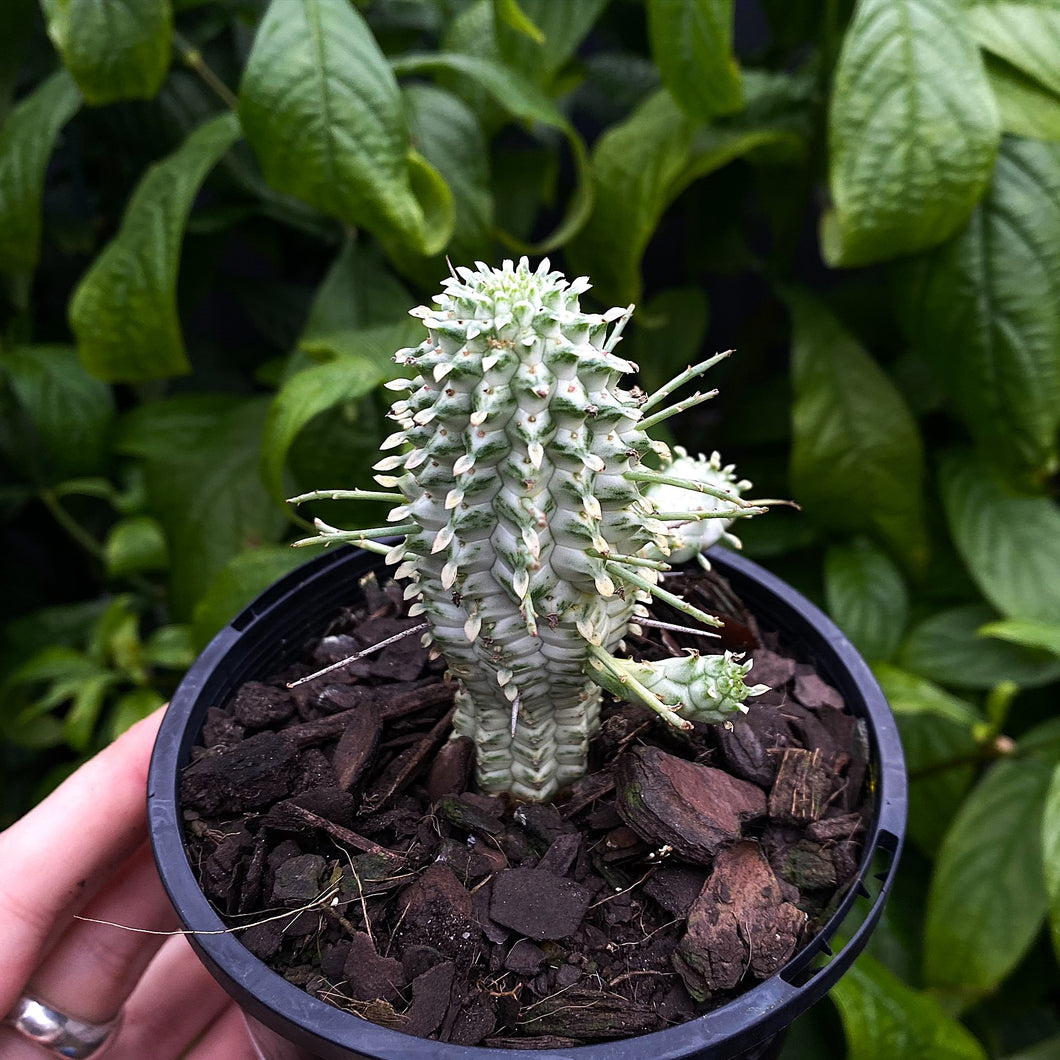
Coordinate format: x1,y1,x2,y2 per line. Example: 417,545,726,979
647,0,742,119
40,0,172,106
140,398,286,620
986,54,1060,142
833,951,988,1059
874,663,981,855
403,84,493,263
894,137,1060,479
192,546,308,648
825,0,999,266
567,89,799,306
967,1,1060,97
70,113,241,383
1042,761,1060,966
239,0,453,256
391,50,592,252
898,605,1060,689
923,717,1060,1005
940,450,1060,624
825,537,909,662
1,346,114,479
788,291,928,569
494,0,607,85
0,70,81,273
981,617,1060,658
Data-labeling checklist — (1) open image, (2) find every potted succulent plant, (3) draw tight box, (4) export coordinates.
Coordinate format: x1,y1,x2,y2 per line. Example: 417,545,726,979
148,259,906,1060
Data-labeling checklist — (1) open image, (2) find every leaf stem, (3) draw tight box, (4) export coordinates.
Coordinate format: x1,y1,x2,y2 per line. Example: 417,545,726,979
173,31,239,111
38,489,105,560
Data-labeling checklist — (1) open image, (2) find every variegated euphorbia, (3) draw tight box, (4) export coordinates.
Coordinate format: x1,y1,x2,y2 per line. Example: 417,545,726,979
297,259,769,802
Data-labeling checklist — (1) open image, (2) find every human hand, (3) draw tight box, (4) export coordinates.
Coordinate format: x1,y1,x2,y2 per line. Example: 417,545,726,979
0,708,259,1059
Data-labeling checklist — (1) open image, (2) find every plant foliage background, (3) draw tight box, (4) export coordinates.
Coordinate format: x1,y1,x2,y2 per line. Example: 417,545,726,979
2,0,1060,1055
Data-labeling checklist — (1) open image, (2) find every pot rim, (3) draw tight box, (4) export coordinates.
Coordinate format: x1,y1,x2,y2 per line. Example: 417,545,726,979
148,545,907,1060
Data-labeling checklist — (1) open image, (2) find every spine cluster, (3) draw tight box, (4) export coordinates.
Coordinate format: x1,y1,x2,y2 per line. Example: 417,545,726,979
301,259,768,802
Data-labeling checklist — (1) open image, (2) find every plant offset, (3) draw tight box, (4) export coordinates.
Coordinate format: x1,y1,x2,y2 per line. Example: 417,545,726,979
296,259,767,801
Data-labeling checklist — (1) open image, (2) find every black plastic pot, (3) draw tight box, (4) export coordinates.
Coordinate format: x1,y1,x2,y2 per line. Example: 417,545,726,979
148,546,906,1060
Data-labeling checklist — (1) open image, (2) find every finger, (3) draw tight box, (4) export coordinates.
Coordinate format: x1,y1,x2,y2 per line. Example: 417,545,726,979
108,936,232,1060
0,707,164,1013
182,1004,262,1060
24,844,177,1024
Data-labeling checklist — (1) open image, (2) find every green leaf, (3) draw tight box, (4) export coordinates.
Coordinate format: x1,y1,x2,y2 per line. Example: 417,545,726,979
1042,761,1060,964
940,450,1060,624
833,951,988,1060
191,545,308,648
106,687,165,741
0,70,81,273
0,0,37,123
986,54,1060,142
893,137,1060,479
647,0,742,119
1002,1035,1060,1060
824,0,1000,266
898,605,1060,689
142,624,194,669
115,394,246,460
923,718,1060,1005
140,398,286,620
493,0,544,44
1,346,114,479
567,88,799,306
788,291,928,568
239,0,453,256
391,51,593,252
492,0,608,87
70,112,241,383
64,671,117,752
40,0,173,106
403,84,493,263
967,1,1060,97
980,617,1060,658
873,663,981,854
103,515,169,577
262,348,400,505
825,537,909,662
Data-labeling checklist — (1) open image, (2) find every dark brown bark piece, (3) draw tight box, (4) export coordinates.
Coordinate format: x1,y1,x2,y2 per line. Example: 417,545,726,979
425,736,474,801
332,706,382,792
490,868,592,941
361,707,455,813
673,841,807,998
793,669,845,712
271,853,327,906
343,932,408,1004
405,960,457,1038
614,746,766,864
769,748,834,824
518,987,659,1039
504,939,546,976
231,680,295,728
181,730,299,813
395,864,478,961
716,699,793,787
643,864,709,918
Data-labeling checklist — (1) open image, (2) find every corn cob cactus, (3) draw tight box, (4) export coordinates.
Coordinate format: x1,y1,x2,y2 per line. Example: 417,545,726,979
298,259,769,802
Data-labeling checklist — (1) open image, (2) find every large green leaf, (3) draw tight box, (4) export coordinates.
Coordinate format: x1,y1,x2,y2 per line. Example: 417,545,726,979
788,291,928,568
137,399,286,620
1042,761,1060,965
40,0,173,106
894,138,1060,478
923,718,1060,1005
833,951,988,1059
980,617,1060,658
1,346,114,481
824,0,999,266
192,545,308,648
0,0,37,123
940,450,1060,624
0,70,81,273
391,51,592,253
492,0,608,86
646,0,742,119
986,54,1060,142
567,88,799,306
825,537,908,662
239,0,453,257
967,1,1060,96
898,605,1060,689
874,663,982,855
70,113,241,383
403,84,493,263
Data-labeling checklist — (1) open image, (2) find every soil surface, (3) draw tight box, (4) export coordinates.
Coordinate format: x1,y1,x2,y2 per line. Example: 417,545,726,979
181,566,870,1048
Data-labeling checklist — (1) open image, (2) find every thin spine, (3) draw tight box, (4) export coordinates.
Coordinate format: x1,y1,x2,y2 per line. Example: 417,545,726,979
604,562,723,628
636,389,719,432
638,350,733,412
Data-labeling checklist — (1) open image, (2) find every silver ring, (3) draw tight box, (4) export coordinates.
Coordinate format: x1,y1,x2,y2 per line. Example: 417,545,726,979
4,995,122,1059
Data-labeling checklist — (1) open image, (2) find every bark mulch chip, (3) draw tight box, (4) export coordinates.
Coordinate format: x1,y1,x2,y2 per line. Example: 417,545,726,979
180,568,872,1048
